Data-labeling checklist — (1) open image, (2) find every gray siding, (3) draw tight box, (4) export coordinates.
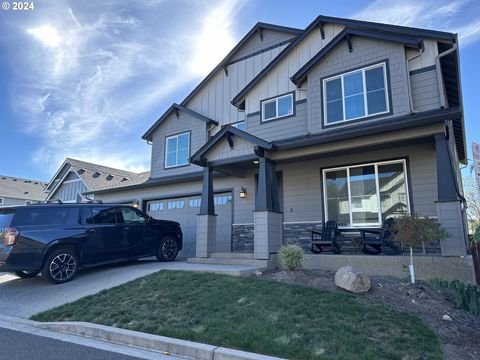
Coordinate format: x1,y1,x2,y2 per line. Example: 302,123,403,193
410,69,441,111
307,37,410,133
230,29,295,61
150,111,207,178
247,101,307,142
0,196,40,206
50,174,88,202
206,136,255,162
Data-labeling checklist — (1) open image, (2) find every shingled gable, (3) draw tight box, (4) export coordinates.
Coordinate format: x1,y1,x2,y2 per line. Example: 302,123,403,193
142,103,218,142
190,125,273,166
231,14,456,109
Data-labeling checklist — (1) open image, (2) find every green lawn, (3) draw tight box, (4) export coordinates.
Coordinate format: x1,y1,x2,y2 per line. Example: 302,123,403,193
32,271,443,360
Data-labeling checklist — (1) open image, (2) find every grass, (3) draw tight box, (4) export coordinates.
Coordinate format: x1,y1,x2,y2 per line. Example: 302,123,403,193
32,271,443,360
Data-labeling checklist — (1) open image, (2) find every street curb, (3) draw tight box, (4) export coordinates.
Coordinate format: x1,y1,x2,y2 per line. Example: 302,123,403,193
37,321,287,360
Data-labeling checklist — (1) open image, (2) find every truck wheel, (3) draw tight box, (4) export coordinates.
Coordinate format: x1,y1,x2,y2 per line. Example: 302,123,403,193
42,248,79,284
156,236,178,262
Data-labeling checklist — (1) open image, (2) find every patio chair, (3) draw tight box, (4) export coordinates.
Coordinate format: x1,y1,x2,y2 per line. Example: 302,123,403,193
361,218,403,255
311,220,342,254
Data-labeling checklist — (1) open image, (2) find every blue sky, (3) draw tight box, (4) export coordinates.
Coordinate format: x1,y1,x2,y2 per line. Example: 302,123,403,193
0,0,479,182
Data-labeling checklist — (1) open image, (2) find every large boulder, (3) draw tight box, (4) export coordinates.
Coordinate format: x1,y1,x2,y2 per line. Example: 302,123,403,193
334,266,371,293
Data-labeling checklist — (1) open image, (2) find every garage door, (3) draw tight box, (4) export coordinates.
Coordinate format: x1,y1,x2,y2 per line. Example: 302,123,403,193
146,192,232,258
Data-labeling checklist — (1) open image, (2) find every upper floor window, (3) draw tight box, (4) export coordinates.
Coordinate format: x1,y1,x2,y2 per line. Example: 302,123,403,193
261,93,294,122
323,63,389,125
232,121,246,131
165,132,190,168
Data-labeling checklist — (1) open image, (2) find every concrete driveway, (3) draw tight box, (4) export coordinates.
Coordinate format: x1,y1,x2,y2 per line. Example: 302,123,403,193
0,259,261,318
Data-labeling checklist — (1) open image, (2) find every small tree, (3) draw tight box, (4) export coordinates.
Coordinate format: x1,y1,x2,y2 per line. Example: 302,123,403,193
391,214,449,284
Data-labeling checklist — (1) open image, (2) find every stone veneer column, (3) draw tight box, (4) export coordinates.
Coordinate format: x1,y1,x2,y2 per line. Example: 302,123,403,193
196,166,216,258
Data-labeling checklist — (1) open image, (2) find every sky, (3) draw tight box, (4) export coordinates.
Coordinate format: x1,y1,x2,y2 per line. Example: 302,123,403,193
0,0,479,182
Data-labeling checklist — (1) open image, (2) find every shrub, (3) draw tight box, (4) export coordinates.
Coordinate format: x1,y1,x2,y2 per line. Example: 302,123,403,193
430,278,480,316
391,214,449,248
278,245,304,271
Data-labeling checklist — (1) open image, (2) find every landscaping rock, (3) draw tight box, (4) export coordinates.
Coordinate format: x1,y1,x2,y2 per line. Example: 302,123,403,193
442,314,453,321
334,266,371,293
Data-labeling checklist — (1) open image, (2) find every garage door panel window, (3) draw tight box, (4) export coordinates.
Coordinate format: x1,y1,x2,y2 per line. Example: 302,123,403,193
168,200,185,209
323,160,409,227
214,195,232,205
148,202,163,211
165,132,190,168
189,198,201,208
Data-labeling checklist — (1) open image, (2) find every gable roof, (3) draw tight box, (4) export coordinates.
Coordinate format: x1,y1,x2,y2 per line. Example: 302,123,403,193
0,175,47,201
232,15,456,108
291,27,423,86
191,125,273,165
142,103,219,142
46,158,150,199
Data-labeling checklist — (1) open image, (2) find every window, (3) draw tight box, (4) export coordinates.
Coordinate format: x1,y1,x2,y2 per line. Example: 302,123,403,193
214,195,232,206
323,63,388,125
165,132,190,168
167,200,184,209
189,198,201,208
118,207,146,224
148,202,163,211
261,93,294,121
13,207,76,226
86,206,117,224
232,121,246,131
0,198,3,205
323,160,409,227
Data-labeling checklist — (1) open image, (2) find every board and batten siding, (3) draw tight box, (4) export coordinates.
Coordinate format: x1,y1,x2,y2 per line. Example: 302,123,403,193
410,68,441,111
307,37,410,134
49,173,88,202
279,142,438,223
245,23,345,114
150,111,207,178
247,101,307,142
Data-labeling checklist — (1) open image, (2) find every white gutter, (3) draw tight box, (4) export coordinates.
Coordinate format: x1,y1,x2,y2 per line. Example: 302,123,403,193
405,45,424,113
435,41,458,109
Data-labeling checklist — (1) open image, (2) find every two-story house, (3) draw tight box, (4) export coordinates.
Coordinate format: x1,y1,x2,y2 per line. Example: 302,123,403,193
89,16,472,280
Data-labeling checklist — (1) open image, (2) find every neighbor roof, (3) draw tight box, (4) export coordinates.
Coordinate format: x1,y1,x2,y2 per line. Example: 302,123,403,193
231,15,456,108
0,175,47,201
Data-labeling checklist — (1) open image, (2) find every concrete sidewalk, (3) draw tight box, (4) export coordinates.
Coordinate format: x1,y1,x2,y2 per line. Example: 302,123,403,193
0,259,263,319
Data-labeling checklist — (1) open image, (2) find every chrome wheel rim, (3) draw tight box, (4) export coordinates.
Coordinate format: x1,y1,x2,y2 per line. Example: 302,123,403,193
49,254,76,281
162,239,177,260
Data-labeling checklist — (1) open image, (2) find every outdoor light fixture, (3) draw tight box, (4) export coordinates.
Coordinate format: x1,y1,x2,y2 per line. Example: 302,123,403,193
239,187,247,198
253,160,259,164
132,199,139,208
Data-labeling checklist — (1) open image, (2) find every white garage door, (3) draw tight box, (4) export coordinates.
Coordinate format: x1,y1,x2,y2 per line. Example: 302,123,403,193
146,192,232,258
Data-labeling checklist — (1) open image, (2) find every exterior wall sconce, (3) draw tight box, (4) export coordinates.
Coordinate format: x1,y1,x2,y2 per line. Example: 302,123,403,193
132,199,140,208
239,187,247,198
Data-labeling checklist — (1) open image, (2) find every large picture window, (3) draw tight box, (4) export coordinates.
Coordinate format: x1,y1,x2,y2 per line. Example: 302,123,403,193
323,63,389,125
261,93,294,121
323,160,409,227
165,132,190,168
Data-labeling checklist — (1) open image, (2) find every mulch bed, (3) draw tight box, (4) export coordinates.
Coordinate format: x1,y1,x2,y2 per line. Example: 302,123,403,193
256,269,480,360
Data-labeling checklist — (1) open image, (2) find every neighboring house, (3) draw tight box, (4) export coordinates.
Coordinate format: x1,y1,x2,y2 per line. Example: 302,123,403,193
0,175,47,206
44,158,149,204
87,16,469,274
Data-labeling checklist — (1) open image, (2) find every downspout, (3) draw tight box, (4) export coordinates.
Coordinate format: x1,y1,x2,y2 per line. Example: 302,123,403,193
406,42,424,113
435,40,458,108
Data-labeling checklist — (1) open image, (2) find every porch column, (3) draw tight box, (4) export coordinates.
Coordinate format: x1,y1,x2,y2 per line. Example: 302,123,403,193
196,166,216,258
254,157,283,260
434,134,467,256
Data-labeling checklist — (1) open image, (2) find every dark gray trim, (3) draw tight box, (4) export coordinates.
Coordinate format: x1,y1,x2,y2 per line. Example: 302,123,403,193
274,107,462,151
247,111,261,118
319,156,415,224
260,91,296,124
191,125,273,165
255,158,280,212
209,154,258,167
232,15,454,107
199,167,215,215
142,104,218,141
435,133,461,202
320,60,393,130
226,39,293,66
296,98,307,105
163,130,192,170
409,65,437,76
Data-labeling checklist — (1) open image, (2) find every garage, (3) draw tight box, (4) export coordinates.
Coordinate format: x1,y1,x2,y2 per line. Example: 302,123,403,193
145,192,233,258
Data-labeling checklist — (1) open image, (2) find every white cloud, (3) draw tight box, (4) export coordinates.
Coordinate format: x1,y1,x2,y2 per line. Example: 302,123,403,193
6,0,247,176
352,0,480,46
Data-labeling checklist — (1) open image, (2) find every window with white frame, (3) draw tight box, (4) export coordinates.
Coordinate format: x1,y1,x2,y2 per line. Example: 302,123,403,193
261,93,294,121
323,62,389,125
165,132,190,168
148,202,163,211
323,160,409,227
232,121,246,131
189,198,201,208
167,200,185,209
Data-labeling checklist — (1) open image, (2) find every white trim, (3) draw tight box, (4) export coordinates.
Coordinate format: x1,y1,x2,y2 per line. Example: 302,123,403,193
323,159,410,227
62,178,82,184
282,221,324,224
45,168,90,202
323,62,389,125
232,223,254,226
261,93,294,121
164,132,190,169
44,159,70,191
